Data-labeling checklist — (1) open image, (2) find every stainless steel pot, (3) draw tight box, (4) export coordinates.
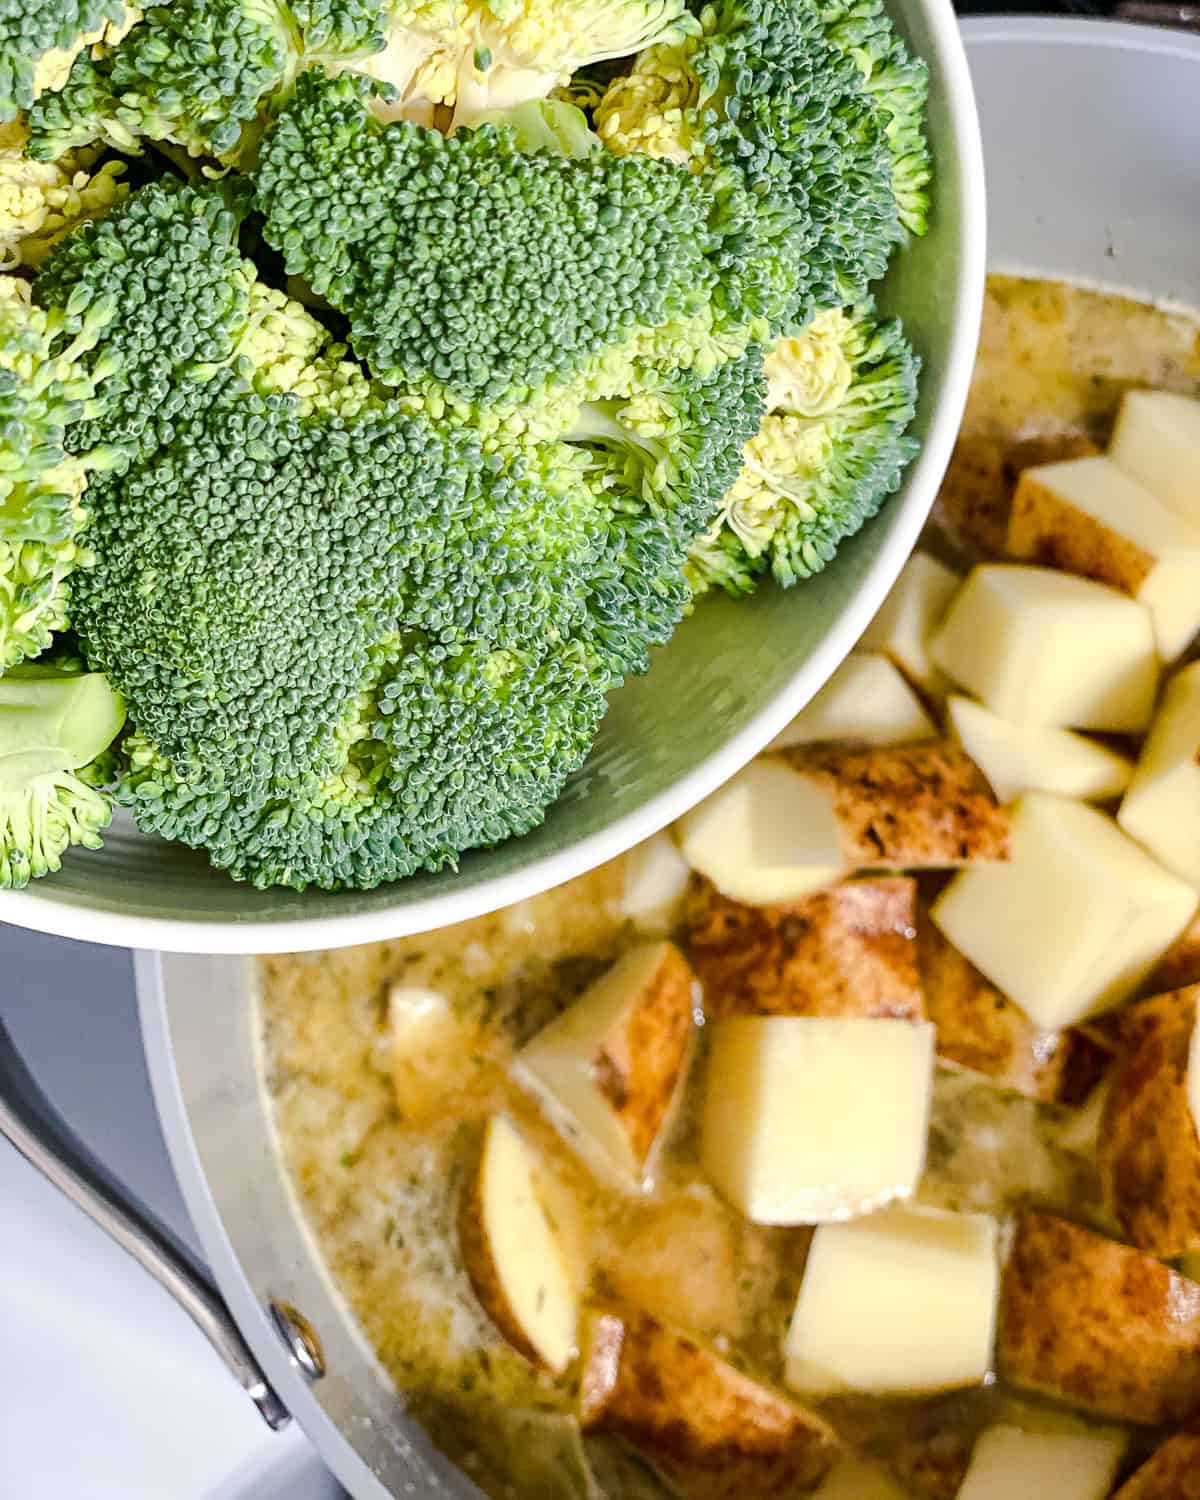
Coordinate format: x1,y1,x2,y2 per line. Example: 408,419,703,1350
5,17,1200,1500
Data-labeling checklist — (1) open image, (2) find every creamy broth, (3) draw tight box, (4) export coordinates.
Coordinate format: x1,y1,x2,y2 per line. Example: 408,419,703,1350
260,277,1200,1499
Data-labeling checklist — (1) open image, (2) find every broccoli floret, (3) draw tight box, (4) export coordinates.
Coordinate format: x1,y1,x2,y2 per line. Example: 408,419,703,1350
0,0,136,123
0,658,124,886
818,0,931,237
253,71,789,417
35,175,758,889
688,304,919,593
596,0,904,318
0,144,127,268
0,274,121,667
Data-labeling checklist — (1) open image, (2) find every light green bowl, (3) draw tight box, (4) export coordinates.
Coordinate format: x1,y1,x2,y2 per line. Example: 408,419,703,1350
1,1,985,952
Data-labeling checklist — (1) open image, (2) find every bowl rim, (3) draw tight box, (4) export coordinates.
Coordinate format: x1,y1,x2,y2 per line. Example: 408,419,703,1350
0,0,987,953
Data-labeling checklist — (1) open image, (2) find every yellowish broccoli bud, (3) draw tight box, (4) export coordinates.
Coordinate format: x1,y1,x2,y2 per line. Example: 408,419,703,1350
31,7,143,102
594,43,703,166
763,309,855,417
0,148,128,270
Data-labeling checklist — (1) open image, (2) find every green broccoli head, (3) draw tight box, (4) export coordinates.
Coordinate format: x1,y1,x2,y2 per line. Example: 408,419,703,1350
688,302,919,593
597,0,913,320
0,0,133,123
0,658,124,886
35,175,760,889
253,70,791,416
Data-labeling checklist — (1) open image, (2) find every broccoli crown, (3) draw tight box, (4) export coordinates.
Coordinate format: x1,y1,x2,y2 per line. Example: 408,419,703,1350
36,175,761,889
0,660,124,887
688,302,918,593
597,0,913,320
254,70,791,413
0,0,129,122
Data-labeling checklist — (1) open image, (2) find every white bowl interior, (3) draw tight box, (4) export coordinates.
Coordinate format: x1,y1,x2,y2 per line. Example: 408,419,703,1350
0,0,985,952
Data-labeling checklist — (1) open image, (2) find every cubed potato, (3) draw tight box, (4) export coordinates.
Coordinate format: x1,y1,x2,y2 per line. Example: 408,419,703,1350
685,877,923,1022
769,653,935,750
997,1211,1200,1424
1112,1434,1200,1500
932,793,1198,1029
599,1192,741,1337
678,745,1006,907
621,833,692,935
777,740,1009,870
917,916,1112,1105
675,759,845,906
1008,456,1200,659
1098,985,1200,1257
701,1016,934,1225
1110,388,1200,522
514,942,695,1182
929,565,1159,731
859,552,960,694
947,695,1133,804
389,984,482,1126
1120,661,1200,888
579,1304,839,1500
783,1205,998,1396
814,1458,916,1500
955,1425,1127,1500
458,1115,580,1372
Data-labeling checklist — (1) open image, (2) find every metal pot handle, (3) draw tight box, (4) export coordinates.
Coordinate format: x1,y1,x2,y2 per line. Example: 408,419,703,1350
0,1016,291,1431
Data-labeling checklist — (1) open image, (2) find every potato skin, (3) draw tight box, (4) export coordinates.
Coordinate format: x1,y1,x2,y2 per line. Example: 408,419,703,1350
778,742,1009,870
1147,915,1200,996
579,1304,839,1500
684,877,923,1022
1008,469,1154,596
591,942,697,1168
997,1211,1200,1425
918,914,1112,1105
457,1141,543,1368
1098,986,1200,1258
1112,1434,1200,1500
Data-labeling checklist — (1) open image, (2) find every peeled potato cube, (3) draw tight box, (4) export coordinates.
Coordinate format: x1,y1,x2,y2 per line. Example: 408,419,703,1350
580,1304,839,1500
1113,1435,1200,1500
458,1115,580,1372
1008,456,1200,660
1110,388,1200,521
778,741,1009,870
947,695,1133,804
859,552,960,693
997,1211,1200,1425
918,915,1112,1105
514,941,695,1182
784,1205,998,1396
929,564,1159,731
1120,660,1200,887
685,876,923,1022
701,1016,934,1225
389,984,481,1125
621,833,692,935
770,653,935,750
1098,985,1200,1257
956,1425,1127,1500
676,759,844,906
814,1458,915,1500
933,793,1198,1029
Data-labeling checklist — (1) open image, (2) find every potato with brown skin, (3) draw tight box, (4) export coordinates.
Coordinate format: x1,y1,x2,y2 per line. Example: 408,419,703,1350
935,432,1101,562
776,742,1009,870
579,1304,840,1500
997,1211,1200,1425
917,915,1112,1105
1112,1435,1200,1499
514,942,696,1181
1147,914,1200,996
1098,986,1200,1258
684,877,923,1022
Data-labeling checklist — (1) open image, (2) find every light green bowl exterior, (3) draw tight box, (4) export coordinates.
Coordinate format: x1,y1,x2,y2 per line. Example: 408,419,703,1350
0,0,985,952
